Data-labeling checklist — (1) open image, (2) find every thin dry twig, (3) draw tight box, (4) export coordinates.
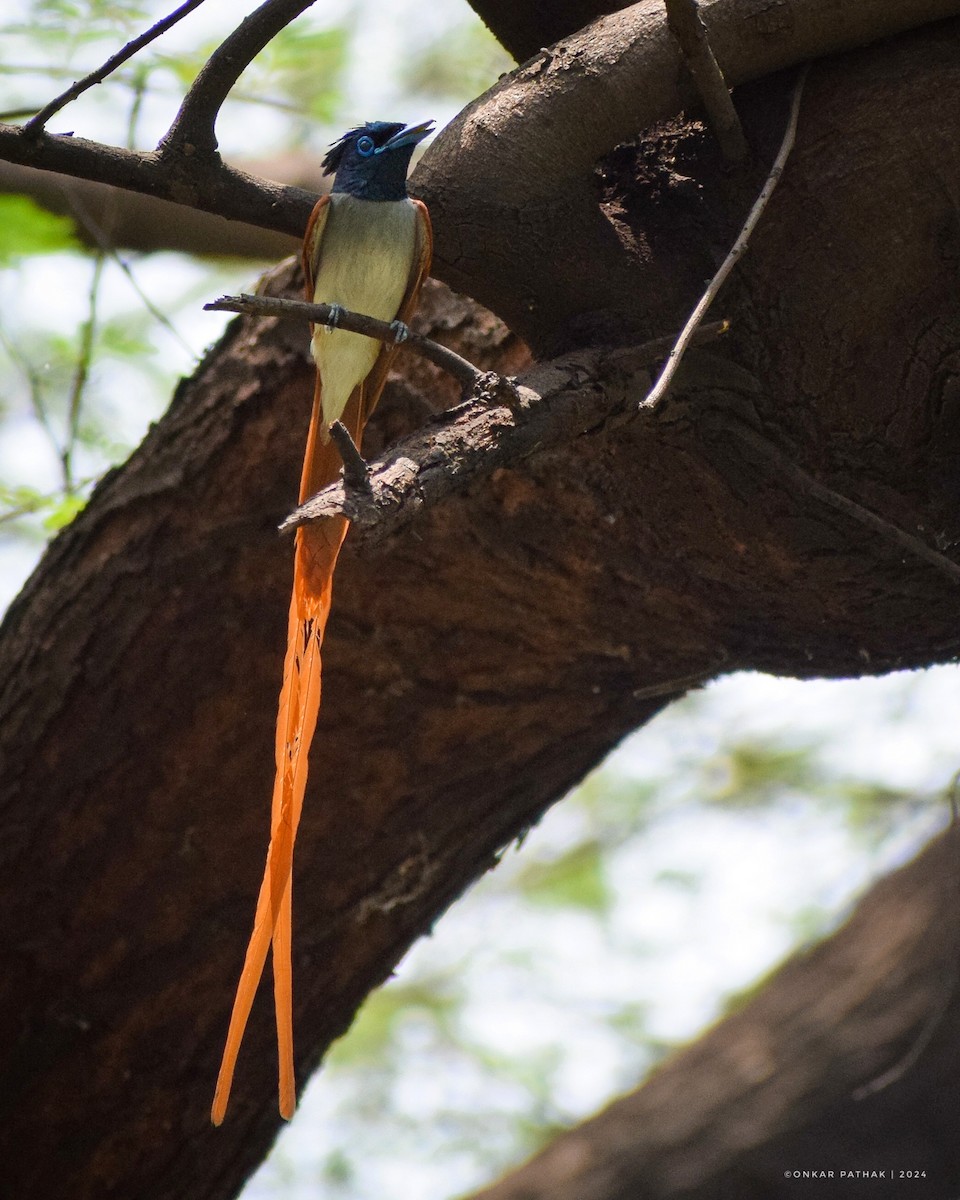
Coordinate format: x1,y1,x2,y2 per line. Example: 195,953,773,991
640,62,809,413
730,421,960,588
852,788,960,1100
204,292,485,393
158,0,319,158
0,326,58,448
664,0,748,162
62,253,105,493
67,194,196,359
23,0,210,135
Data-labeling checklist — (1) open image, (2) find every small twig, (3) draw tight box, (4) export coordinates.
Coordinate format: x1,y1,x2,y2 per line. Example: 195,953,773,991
61,88,197,361
630,669,718,701
730,421,960,588
853,779,960,1100
204,293,485,394
62,253,106,493
665,0,748,162
640,62,809,414
67,195,195,359
61,75,155,491
23,0,210,136
0,326,55,442
328,421,371,493
602,320,728,374
158,0,319,158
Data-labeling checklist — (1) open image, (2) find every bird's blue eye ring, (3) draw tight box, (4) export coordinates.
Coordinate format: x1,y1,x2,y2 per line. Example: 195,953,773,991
356,135,375,156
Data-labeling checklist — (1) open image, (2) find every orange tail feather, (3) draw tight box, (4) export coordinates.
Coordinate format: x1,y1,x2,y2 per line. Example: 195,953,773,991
212,375,361,1125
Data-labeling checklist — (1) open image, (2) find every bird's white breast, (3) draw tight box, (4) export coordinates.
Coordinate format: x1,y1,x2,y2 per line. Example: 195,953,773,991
310,194,420,428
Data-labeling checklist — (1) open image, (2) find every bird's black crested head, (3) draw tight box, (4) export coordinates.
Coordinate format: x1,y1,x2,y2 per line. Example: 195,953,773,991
322,119,434,201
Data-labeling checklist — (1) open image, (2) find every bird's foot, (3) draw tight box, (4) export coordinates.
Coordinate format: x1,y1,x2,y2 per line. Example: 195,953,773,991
325,303,345,331
389,320,410,345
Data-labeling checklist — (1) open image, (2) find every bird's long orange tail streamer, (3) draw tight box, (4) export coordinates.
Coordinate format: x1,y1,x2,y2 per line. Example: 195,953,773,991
211,377,363,1126
212,173,431,1125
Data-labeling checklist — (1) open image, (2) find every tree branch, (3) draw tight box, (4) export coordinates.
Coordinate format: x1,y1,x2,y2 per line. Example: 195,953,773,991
279,324,728,536
0,0,951,291
245,254,960,593
157,0,320,159
281,332,960,601
0,154,314,258
664,0,748,162
0,122,316,237
205,293,487,393
426,0,960,207
328,420,372,492
22,0,210,136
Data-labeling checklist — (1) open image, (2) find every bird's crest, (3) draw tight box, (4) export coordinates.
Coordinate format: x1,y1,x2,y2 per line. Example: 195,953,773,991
321,122,404,175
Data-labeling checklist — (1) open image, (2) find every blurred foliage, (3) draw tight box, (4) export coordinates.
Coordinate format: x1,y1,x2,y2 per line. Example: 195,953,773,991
0,481,85,533
0,196,80,263
241,23,349,128
516,840,611,913
12,0,148,45
701,733,937,846
402,19,513,100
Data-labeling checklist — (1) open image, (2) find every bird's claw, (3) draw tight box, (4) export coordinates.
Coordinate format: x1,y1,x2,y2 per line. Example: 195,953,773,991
326,304,345,330
389,320,410,344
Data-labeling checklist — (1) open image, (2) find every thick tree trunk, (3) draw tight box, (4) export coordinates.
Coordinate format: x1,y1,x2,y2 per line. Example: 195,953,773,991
421,5,960,353
1,17,959,1200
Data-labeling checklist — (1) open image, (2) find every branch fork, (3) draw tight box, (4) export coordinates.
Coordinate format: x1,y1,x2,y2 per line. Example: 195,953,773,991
328,421,372,495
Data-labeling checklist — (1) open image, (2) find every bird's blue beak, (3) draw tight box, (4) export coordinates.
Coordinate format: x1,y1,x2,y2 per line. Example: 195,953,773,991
381,120,435,151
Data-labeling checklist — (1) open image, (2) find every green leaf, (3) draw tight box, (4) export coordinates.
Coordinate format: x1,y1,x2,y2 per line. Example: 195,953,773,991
0,483,85,531
516,840,611,912
0,483,49,516
42,491,86,530
0,196,79,263
706,739,821,808
97,318,152,360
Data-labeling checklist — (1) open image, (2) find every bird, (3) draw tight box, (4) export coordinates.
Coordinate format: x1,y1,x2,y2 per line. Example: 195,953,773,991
212,119,434,1126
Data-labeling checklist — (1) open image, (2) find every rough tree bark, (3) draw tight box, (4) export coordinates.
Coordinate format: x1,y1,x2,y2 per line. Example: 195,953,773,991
1,5,959,1200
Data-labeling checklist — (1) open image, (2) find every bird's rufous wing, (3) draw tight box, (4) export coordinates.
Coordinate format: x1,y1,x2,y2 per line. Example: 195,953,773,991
358,199,433,427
